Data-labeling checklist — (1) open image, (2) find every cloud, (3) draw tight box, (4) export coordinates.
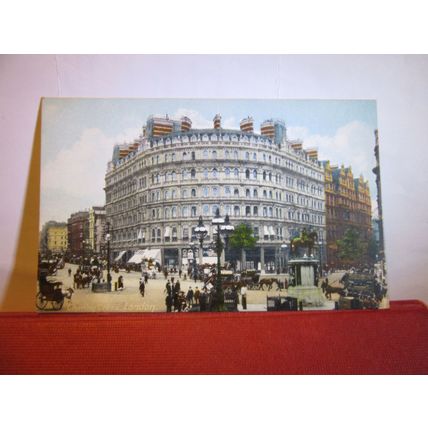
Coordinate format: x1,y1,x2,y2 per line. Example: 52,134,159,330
40,126,140,225
288,120,376,181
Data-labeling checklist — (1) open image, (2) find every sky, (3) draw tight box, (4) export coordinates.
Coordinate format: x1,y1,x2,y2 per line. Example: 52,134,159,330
40,98,379,227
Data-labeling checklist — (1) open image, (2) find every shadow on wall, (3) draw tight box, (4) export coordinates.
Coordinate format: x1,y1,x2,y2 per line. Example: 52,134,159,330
1,101,41,311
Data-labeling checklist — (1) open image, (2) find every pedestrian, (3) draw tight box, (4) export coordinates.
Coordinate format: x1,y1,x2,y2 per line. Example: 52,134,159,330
144,272,149,284
240,284,248,310
165,280,172,296
118,275,124,290
175,279,181,293
186,287,194,307
68,268,72,277
179,269,182,279
194,286,200,305
165,294,172,312
139,277,145,297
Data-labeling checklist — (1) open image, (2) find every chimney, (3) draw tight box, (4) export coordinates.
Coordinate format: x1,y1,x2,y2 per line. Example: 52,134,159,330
240,116,254,133
213,114,221,129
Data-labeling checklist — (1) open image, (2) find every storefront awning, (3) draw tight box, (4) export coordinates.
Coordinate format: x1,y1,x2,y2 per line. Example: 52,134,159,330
114,251,126,262
264,225,269,236
127,249,145,264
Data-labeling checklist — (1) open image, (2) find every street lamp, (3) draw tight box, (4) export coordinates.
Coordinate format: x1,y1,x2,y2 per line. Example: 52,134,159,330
194,216,208,266
105,222,111,286
211,209,234,310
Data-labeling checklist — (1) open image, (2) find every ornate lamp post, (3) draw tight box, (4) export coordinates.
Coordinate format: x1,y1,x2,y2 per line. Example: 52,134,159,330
194,216,208,266
280,243,288,273
105,221,111,286
212,209,234,310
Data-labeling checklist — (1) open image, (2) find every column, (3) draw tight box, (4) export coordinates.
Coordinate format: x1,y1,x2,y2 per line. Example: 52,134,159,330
178,247,182,270
260,246,265,274
241,248,246,270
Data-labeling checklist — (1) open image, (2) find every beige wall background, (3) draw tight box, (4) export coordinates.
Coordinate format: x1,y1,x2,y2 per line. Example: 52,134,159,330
1,54,427,310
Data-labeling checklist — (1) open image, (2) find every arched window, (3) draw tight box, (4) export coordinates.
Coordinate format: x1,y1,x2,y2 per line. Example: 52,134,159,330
203,204,209,215
245,169,250,179
263,171,267,180
172,206,177,218
164,207,170,218
212,168,218,179
253,153,257,161
246,189,251,198
253,189,258,198
253,169,257,179
269,190,273,199
164,190,169,200
203,168,208,179
234,188,239,196
234,168,239,178
245,206,251,216
225,167,230,177
245,152,250,160
212,187,219,197
225,205,231,215
165,153,169,162
172,227,177,242
269,207,273,217
182,206,188,217
234,206,240,216
225,186,231,196
253,206,258,216
191,206,197,217
225,150,230,159
233,150,239,160
263,190,267,198
183,152,187,160
212,205,219,215
212,150,217,159
191,188,196,197
172,171,176,181
269,172,272,181
171,189,176,199
263,207,267,216
203,149,208,159
191,151,195,160
182,189,188,198
203,187,209,197
191,168,196,179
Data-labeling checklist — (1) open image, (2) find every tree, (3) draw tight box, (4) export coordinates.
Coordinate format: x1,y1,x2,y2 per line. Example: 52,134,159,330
229,223,257,270
336,228,367,266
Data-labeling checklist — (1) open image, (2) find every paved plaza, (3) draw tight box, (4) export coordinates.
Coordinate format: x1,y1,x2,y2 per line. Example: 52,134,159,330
44,263,347,312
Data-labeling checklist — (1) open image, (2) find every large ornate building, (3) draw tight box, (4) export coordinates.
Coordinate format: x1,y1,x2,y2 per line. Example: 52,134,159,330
323,161,372,266
104,114,326,270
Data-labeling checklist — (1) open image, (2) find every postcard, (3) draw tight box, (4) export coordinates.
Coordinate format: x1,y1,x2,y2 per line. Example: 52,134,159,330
37,98,388,312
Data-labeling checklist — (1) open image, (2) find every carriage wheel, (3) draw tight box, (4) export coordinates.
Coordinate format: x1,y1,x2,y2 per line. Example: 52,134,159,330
36,292,48,310
51,298,64,311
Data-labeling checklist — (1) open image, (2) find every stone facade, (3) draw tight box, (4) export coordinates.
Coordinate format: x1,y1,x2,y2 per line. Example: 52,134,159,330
105,115,326,270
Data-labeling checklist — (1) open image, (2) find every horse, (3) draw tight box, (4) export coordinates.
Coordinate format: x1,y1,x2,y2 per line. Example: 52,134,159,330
258,277,280,291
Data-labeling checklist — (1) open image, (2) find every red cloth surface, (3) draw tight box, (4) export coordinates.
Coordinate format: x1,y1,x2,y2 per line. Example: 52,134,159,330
0,300,427,374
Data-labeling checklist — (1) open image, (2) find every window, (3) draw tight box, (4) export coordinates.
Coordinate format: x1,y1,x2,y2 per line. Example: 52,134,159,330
234,206,240,216
212,150,217,159
182,189,188,198
203,187,209,197
245,152,250,160
245,169,250,179
212,205,219,215
172,207,177,218
182,227,189,240
203,149,208,159
245,206,251,216
182,206,188,217
203,169,208,179
253,153,257,161
253,189,258,198
234,168,239,178
234,188,239,196
203,204,209,215
172,227,177,242
263,171,266,180
225,167,230,177
212,168,218,178
233,150,238,160
172,171,176,181
246,189,251,198
183,152,187,160
172,189,176,199
191,188,196,197
191,168,196,179
191,206,197,217
225,205,231,215
191,151,195,160
253,206,258,216
225,186,231,196
263,190,267,198
225,150,230,159
263,207,267,216
164,208,170,219
213,187,219,197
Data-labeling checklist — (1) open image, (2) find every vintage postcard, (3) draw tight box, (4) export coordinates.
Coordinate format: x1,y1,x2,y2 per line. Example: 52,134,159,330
38,98,388,312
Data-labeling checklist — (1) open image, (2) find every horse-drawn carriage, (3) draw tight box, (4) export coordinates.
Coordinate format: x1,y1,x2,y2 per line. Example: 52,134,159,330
36,263,73,310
